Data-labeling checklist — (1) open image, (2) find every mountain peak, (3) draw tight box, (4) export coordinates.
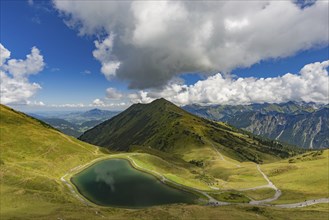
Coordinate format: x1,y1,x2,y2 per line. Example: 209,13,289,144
87,108,102,113
149,98,185,114
79,98,299,163
151,98,172,105
131,98,181,112
82,108,108,117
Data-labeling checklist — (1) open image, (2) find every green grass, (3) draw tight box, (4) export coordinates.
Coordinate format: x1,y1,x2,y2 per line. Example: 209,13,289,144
205,161,268,189
132,144,272,190
209,191,251,203
129,153,210,190
1,104,328,219
261,149,329,204
243,188,276,200
0,105,106,219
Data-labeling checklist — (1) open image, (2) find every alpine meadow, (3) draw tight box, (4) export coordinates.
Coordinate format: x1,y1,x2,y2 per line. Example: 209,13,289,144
1,1,328,220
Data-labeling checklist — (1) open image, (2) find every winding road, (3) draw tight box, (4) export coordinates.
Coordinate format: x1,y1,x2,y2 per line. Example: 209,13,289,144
274,198,329,208
248,165,282,204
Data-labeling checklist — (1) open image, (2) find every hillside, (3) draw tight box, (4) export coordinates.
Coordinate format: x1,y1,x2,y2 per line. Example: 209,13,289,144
79,98,303,164
0,104,105,219
184,102,329,149
1,104,328,219
262,149,329,204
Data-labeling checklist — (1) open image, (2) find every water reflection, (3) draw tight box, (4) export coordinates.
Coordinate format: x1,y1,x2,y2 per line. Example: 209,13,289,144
72,159,198,208
94,166,116,192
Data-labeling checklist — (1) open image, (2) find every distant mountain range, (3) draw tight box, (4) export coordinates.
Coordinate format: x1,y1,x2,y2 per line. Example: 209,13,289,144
28,109,119,137
79,98,304,164
183,102,329,149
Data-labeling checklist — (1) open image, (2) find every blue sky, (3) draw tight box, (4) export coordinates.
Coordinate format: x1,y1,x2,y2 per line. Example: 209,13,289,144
1,1,328,111
1,1,126,106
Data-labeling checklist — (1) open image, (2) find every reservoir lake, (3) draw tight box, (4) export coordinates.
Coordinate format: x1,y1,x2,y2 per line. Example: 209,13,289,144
71,159,198,208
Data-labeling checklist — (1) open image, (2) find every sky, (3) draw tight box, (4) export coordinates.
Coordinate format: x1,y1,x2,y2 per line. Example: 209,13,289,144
0,0,328,111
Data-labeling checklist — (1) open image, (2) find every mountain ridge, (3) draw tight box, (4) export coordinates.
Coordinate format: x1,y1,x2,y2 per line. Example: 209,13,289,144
183,102,329,149
79,98,303,163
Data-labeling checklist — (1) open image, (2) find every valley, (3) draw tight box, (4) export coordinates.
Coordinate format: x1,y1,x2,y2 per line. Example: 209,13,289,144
28,109,119,137
1,101,328,219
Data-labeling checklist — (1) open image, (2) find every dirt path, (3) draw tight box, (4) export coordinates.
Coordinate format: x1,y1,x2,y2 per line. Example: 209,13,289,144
57,131,100,155
57,132,100,155
274,198,329,208
256,165,276,190
208,141,241,168
129,158,328,208
60,157,109,218
60,174,90,206
248,165,282,204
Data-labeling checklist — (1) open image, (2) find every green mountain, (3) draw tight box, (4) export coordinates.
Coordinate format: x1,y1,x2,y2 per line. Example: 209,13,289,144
183,102,328,149
79,98,303,163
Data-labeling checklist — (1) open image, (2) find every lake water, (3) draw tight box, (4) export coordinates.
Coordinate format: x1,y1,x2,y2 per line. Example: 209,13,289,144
71,159,198,208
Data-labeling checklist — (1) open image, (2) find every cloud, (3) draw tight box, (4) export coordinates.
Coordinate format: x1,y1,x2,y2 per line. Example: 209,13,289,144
54,0,329,89
50,67,60,72
27,100,45,106
47,100,128,109
0,44,45,105
81,69,91,75
31,16,41,24
128,91,154,104
50,103,85,108
106,87,123,99
27,0,34,6
91,98,127,108
128,60,329,105
92,98,105,107
3,46,45,78
0,44,11,66
92,35,120,80
0,71,42,105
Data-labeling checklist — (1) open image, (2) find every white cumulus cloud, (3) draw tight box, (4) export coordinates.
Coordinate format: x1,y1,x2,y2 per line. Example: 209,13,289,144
106,87,123,99
91,98,128,108
54,0,329,89
128,60,329,105
92,98,105,107
0,44,11,66
0,44,45,105
26,100,45,106
50,103,85,108
92,35,120,79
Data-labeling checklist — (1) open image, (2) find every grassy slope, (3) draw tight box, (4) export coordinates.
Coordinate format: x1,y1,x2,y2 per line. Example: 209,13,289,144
0,105,106,219
1,104,328,219
130,146,269,190
262,150,329,204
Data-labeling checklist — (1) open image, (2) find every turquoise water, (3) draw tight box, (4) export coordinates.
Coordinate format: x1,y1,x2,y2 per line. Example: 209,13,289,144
71,159,198,208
